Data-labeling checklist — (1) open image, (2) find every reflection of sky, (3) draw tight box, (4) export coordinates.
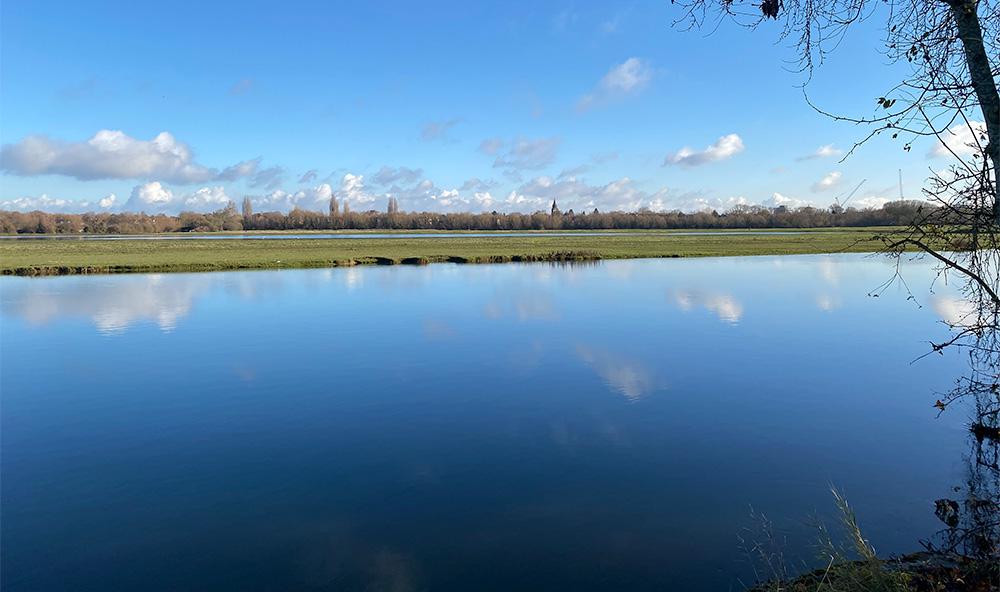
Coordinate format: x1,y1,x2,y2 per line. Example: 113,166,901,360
0,254,978,592
0,254,970,340
3,273,211,334
1,254,970,387
576,345,655,401
671,289,744,324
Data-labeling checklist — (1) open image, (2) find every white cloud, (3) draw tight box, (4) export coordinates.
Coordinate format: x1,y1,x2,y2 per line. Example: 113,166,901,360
0,191,120,213
126,181,174,210
665,134,744,167
501,175,762,214
182,186,234,209
763,192,811,208
504,175,650,212
252,182,339,212
851,195,893,209
493,137,561,171
577,57,652,112
339,173,375,207
929,120,987,158
797,144,843,161
811,171,842,192
0,195,84,212
1,130,217,183
122,181,235,212
474,192,495,209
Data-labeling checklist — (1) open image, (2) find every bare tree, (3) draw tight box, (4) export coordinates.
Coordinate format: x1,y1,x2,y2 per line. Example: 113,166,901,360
670,0,1000,344
241,196,253,221
329,194,339,217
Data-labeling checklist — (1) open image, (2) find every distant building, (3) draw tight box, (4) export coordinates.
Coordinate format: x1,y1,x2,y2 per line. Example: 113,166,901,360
551,200,561,216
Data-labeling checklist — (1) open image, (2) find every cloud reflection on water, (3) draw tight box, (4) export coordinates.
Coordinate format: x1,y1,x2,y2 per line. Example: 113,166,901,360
5,274,210,334
576,345,655,401
670,289,744,324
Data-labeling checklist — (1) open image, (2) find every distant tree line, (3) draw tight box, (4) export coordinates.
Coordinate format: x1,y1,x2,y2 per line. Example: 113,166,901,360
0,198,934,234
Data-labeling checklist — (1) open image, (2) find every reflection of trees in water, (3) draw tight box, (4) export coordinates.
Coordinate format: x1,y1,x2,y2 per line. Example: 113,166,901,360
923,347,999,561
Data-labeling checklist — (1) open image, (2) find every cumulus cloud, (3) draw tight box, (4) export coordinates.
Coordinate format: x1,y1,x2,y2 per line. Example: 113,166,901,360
763,192,811,208
339,174,376,207
0,194,115,213
811,171,843,192
121,182,234,212
577,57,652,112
493,137,560,172
1,130,218,183
929,120,987,158
0,130,280,187
664,133,744,167
797,144,843,161
251,182,337,212
851,195,893,209
504,175,690,213
126,181,175,210
420,118,462,142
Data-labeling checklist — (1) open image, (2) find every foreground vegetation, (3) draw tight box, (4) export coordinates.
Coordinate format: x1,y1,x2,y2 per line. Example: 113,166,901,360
0,228,893,275
747,490,999,592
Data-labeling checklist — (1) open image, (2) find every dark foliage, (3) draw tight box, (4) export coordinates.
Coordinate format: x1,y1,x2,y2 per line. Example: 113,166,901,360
0,201,932,234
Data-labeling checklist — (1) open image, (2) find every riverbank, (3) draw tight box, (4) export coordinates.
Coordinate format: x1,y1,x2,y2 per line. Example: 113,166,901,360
750,552,999,591
0,228,894,275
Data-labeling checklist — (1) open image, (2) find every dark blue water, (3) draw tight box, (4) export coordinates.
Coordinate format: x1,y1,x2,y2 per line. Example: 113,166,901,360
0,255,972,591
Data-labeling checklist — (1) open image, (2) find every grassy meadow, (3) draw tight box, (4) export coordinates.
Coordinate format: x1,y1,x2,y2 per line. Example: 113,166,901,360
0,228,897,275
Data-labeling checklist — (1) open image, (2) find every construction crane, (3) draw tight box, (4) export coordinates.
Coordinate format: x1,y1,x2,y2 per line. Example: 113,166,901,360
833,179,866,212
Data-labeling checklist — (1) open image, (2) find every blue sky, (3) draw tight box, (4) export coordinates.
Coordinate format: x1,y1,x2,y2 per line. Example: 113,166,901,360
0,0,951,214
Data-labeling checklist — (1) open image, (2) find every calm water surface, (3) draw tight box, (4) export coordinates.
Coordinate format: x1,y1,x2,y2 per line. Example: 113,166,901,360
0,255,973,591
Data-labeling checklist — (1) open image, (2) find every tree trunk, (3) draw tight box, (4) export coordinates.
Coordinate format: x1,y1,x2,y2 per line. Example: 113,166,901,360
949,0,1000,224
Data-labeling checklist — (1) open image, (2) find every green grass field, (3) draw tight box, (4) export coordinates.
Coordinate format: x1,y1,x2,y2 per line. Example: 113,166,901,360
0,228,897,275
